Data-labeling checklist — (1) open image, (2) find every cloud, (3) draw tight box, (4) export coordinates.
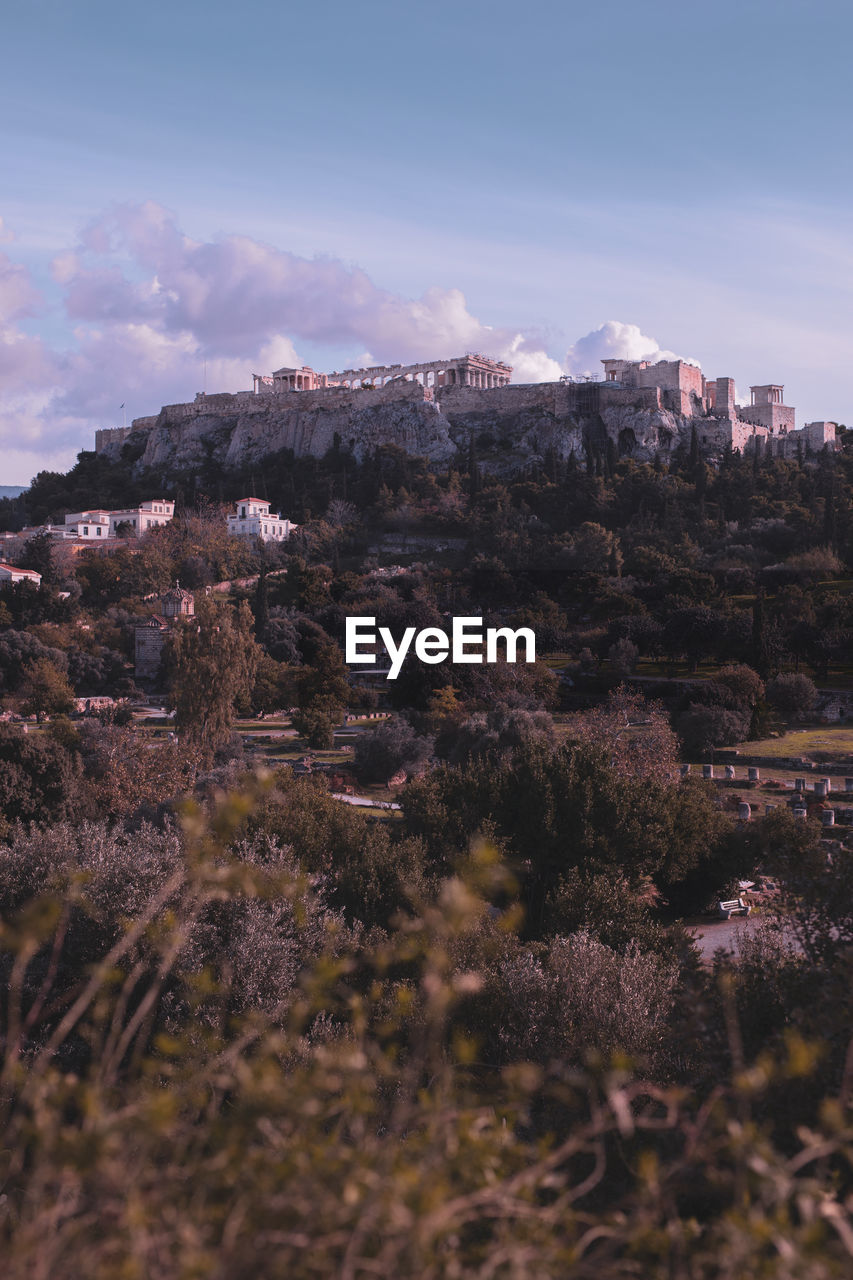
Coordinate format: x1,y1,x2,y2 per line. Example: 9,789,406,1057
565,320,694,377
58,202,563,372
0,200,694,480
0,249,42,325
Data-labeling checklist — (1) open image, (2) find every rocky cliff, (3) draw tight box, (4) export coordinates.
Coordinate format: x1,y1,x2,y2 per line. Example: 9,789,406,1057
108,380,695,475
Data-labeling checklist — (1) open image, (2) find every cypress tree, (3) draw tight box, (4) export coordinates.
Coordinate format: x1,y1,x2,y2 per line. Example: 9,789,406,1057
253,558,269,642
467,434,480,496
751,587,770,677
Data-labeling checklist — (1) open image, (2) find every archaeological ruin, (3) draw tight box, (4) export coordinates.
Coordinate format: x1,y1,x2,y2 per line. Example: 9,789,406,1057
95,350,839,475
252,353,513,395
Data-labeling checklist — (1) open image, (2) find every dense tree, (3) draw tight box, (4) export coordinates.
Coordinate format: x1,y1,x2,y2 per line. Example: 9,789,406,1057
766,671,819,723
166,598,260,765
353,716,433,784
443,703,555,765
0,724,82,829
244,652,297,718
290,640,350,748
0,629,68,693
18,658,76,723
16,531,56,583
403,740,742,930
675,701,749,755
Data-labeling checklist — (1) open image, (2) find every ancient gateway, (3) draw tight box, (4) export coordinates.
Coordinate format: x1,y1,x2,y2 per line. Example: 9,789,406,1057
252,352,512,394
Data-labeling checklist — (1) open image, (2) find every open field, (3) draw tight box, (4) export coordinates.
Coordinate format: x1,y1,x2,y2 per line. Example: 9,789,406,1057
733,725,853,762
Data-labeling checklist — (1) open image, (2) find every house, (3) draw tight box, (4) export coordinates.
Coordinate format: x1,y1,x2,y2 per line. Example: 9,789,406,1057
63,500,175,540
227,498,297,543
0,562,42,587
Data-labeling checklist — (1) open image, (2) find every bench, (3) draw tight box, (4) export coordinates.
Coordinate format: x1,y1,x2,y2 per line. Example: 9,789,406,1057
718,898,751,919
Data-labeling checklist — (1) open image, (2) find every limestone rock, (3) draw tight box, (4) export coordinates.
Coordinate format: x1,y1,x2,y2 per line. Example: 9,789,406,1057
113,381,695,477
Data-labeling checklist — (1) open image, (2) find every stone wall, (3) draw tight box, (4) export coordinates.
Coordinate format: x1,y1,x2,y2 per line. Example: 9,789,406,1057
95,427,131,453
637,359,703,397
134,623,165,680
436,381,662,417
804,421,838,449
129,415,159,433
738,403,796,434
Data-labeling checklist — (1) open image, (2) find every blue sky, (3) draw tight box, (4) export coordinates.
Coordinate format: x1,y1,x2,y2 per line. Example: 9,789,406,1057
1,0,851,481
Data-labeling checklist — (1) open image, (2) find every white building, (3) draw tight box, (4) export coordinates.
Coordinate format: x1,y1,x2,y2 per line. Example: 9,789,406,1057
227,498,297,543
108,500,175,535
0,562,42,587
63,500,175,539
63,510,112,539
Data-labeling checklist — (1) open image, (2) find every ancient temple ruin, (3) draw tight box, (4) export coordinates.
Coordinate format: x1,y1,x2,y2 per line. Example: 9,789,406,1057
253,352,512,395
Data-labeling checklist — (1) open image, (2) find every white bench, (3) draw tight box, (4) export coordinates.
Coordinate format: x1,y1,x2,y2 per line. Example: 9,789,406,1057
718,898,751,919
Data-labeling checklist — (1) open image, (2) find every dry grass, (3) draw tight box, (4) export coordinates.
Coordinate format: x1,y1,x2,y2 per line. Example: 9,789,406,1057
736,725,853,762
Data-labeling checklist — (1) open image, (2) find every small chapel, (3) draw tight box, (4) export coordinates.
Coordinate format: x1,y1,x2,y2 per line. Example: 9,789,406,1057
134,583,195,680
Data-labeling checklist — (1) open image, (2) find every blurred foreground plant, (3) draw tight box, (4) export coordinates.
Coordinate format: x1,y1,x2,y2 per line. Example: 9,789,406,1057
0,779,852,1278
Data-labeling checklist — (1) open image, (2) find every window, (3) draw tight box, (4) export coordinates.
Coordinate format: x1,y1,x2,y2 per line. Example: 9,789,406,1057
96,527,102,536
82,526,88,536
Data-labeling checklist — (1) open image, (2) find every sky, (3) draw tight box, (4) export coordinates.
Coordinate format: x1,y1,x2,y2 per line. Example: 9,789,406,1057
1,0,851,483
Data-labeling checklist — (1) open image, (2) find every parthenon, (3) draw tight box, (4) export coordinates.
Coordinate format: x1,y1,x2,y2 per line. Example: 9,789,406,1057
252,352,512,395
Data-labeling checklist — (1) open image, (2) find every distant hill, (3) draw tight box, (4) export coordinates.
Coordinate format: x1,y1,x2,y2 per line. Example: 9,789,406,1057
0,485,28,499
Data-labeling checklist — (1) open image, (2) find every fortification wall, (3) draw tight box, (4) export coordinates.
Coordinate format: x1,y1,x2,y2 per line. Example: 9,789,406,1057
250,380,432,413
152,381,433,426
738,403,796,433
637,360,703,398
94,427,131,453
804,421,837,449
436,381,662,417
111,376,720,476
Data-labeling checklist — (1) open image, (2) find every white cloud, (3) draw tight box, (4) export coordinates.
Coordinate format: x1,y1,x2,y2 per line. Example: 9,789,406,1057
565,320,695,377
58,202,564,373
502,334,563,383
0,201,706,480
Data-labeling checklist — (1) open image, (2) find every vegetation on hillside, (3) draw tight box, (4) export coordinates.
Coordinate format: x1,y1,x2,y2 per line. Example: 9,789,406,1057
1,436,853,1273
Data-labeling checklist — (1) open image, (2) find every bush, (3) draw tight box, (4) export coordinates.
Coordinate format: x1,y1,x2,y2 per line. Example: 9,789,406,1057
353,717,433,784
676,702,749,755
1,786,853,1277
766,672,818,723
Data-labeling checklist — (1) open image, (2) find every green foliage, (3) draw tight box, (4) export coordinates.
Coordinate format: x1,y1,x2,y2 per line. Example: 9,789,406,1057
766,672,819,724
244,651,297,718
19,657,76,723
246,771,428,928
1,787,852,1277
0,724,82,828
354,716,433,783
290,640,350,748
0,628,68,693
166,597,260,765
403,741,742,928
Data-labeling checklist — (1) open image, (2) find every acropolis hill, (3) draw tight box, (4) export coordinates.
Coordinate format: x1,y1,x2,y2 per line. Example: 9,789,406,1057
95,352,839,473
